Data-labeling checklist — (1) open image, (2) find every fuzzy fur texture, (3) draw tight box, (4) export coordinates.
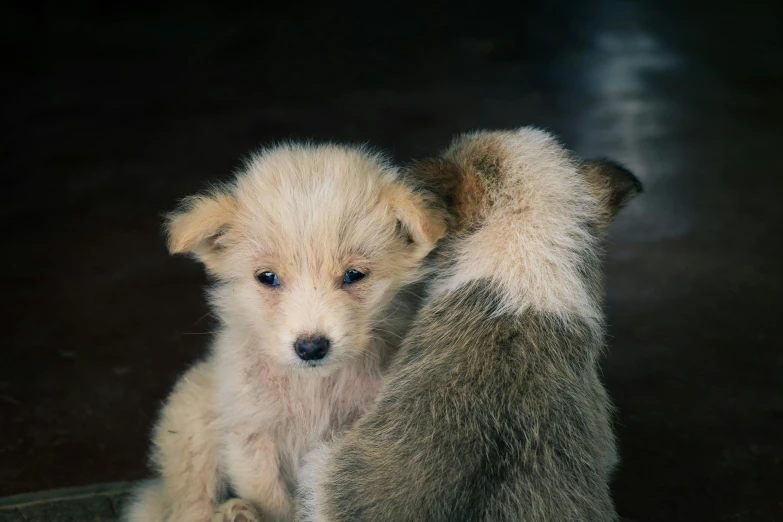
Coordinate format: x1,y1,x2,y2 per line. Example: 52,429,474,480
295,128,642,522
122,143,448,522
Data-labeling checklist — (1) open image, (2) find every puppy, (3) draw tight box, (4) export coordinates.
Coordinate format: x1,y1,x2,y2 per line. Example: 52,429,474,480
296,128,642,522
122,143,447,522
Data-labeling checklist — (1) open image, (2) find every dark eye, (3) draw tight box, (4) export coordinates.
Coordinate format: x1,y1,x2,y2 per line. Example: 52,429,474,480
343,269,366,285
256,271,279,286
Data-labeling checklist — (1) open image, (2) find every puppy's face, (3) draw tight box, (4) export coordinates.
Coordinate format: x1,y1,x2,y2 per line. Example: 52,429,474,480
166,145,446,371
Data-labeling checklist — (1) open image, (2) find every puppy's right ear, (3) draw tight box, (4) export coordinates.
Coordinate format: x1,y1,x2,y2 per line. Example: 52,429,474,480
407,158,484,230
164,188,237,274
386,182,449,261
580,159,643,228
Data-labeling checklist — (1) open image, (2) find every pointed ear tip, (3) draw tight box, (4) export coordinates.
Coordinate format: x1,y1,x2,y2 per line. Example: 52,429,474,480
425,225,447,245
165,235,187,255
163,216,185,253
631,174,644,194
427,207,450,238
621,170,644,203
590,158,643,197
610,160,643,193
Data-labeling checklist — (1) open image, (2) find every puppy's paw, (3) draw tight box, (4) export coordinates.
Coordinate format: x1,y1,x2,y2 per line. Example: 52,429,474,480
212,498,261,522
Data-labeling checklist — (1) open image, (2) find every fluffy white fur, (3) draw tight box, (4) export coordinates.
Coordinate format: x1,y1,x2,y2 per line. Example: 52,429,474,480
122,143,446,522
295,442,334,522
428,128,603,321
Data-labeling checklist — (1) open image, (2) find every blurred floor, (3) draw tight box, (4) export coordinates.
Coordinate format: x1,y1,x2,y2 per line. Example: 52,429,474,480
2,1,782,521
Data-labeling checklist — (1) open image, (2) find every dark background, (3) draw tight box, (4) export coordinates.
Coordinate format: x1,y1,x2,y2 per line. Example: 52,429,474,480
2,1,782,521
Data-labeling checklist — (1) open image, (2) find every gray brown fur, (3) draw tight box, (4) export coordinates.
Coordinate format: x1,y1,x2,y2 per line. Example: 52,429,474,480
296,128,642,522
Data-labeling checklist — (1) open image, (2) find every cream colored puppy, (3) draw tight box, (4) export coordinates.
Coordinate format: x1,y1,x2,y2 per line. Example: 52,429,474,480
122,143,447,522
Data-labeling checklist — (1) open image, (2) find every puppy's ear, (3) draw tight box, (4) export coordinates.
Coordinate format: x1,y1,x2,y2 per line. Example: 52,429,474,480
407,158,484,229
386,182,449,259
164,187,238,273
580,158,643,225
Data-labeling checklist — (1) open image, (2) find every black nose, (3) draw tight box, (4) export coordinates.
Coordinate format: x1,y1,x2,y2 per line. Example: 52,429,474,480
294,336,330,361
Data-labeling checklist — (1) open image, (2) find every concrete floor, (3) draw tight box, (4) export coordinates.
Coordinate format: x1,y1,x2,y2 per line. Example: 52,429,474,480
2,1,782,521
0,482,133,522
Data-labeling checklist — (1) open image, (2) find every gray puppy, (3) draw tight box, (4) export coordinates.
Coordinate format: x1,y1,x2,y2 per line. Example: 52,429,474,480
296,127,642,522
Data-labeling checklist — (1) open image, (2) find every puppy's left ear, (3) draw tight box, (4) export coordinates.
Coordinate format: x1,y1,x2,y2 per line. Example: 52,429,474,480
580,158,643,225
164,187,238,275
387,184,449,259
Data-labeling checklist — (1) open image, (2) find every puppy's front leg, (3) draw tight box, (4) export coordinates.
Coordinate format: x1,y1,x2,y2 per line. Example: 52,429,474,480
152,362,224,522
223,433,293,521
294,442,335,522
212,498,262,522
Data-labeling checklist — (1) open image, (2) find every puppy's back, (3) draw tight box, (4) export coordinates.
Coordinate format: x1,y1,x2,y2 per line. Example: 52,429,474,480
323,285,616,521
